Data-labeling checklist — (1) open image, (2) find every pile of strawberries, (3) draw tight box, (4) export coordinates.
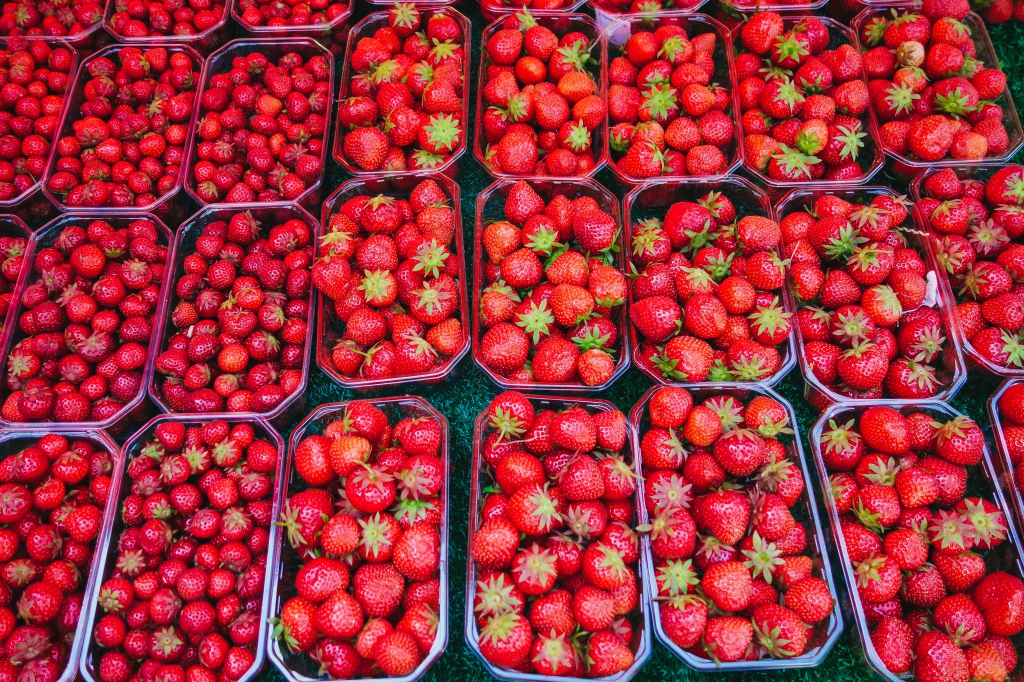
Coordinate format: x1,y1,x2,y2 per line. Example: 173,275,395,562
236,0,348,29
316,178,464,383
859,1,1013,163
1,218,168,424
190,48,330,204
0,39,74,203
0,228,27,339
45,47,199,210
0,435,112,682
0,0,103,38
996,381,1024,488
470,392,639,677
782,192,956,403
92,419,277,682
639,387,835,662
607,21,735,179
154,211,312,414
818,405,1023,682
917,165,1024,372
106,0,226,39
590,0,704,14
478,181,628,387
479,11,605,177
737,12,875,183
338,5,466,173
629,191,791,383
275,401,444,678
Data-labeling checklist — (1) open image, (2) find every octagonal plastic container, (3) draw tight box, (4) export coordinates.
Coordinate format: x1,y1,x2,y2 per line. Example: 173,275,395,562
231,0,353,53
0,213,32,354
102,0,230,53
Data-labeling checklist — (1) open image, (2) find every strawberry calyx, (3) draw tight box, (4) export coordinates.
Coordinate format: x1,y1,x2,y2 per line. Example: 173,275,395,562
516,299,555,345
474,572,522,620
741,531,784,584
655,559,700,597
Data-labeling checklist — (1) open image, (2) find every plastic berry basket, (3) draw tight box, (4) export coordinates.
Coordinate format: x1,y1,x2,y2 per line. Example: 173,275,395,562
588,0,710,36
333,7,469,179
40,42,202,225
477,0,587,23
268,396,450,682
621,176,798,388
472,176,632,392
184,38,333,211
988,379,1024,546
773,186,968,409
718,0,828,15
735,15,884,193
851,5,1024,170
465,394,652,682
316,173,470,392
0,213,173,436
474,11,607,181
808,400,1024,682
230,0,352,53
603,12,742,188
0,428,121,682
629,383,844,670
146,202,318,430
102,0,230,54
908,164,1024,379
78,413,285,682
0,213,32,355
0,36,78,217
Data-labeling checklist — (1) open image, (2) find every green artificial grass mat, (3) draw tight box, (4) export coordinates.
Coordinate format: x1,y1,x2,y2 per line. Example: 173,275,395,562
254,4,1024,681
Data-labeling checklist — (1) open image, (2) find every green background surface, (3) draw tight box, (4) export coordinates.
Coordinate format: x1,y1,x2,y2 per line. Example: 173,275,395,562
270,3,1024,681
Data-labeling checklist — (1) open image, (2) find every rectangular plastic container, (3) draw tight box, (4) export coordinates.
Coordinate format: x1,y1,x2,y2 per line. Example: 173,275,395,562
40,42,202,226
333,7,469,179
78,413,285,682
185,38,333,211
621,176,797,388
988,379,1024,547
472,176,631,392
909,164,1024,379
0,213,172,437
146,202,318,430
737,15,884,193
479,0,586,22
466,394,652,682
0,213,32,355
102,0,230,54
603,12,741,188
629,383,843,670
230,0,353,54
0,37,77,220
589,0,711,36
268,396,450,682
475,11,606,180
851,5,1023,170
0,428,122,682
809,400,1024,682
316,173,470,391
773,186,967,409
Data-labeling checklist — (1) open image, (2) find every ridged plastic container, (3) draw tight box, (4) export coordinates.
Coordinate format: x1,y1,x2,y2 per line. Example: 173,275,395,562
773,186,967,409
473,177,631,392
0,213,172,436
736,15,884,192
988,379,1024,546
333,8,469,179
79,413,285,682
2,10,110,51
719,0,829,14
40,42,202,225
809,400,1024,682
102,0,230,54
588,0,710,35
603,12,742,188
147,202,318,430
316,173,470,391
230,0,353,52
475,12,607,180
909,164,1024,378
269,396,450,682
629,383,843,670
0,428,121,682
0,213,32,355
0,36,77,220
185,38,333,211
851,5,1024,169
622,176,797,387
466,394,652,682
478,0,586,22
